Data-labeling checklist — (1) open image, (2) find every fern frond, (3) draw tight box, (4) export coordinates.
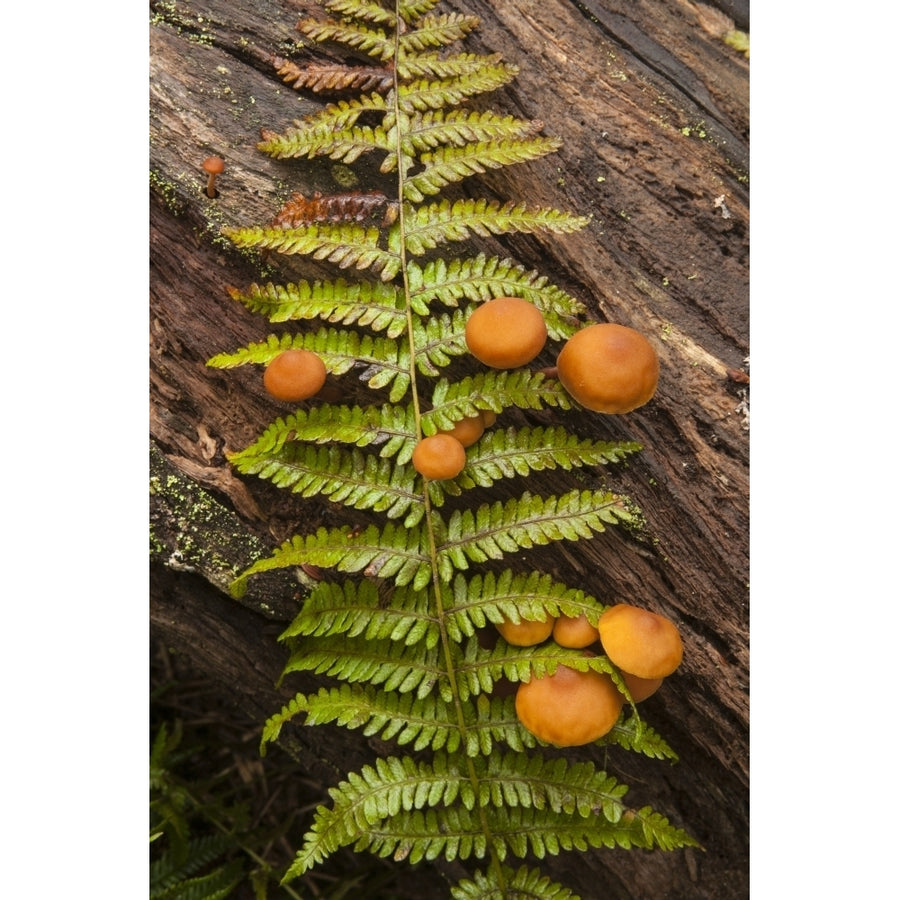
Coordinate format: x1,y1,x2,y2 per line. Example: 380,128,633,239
323,0,397,27
293,750,632,880
423,371,572,432
436,489,631,579
258,94,388,156
451,865,582,900
282,634,443,698
150,834,239,896
412,309,468,375
207,328,413,400
228,442,424,523
215,3,696,892
261,120,391,162
400,12,481,52
229,404,415,461
262,686,536,758
403,137,563,202
222,223,400,279
273,57,393,94
445,570,605,641
608,715,680,761
226,279,408,336
151,860,243,900
399,0,443,23
478,752,630,821
270,191,393,228
287,798,694,881
398,199,590,255
280,579,439,647
397,67,518,113
395,112,546,185
462,427,643,488
300,19,395,61
230,522,430,598
409,254,586,323
398,51,505,82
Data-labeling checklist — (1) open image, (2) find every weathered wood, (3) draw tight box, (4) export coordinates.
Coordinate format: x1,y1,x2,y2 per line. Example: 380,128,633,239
150,0,749,896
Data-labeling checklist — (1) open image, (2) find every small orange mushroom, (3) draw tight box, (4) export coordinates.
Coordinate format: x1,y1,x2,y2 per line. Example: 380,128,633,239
465,297,547,369
621,671,664,703
496,614,555,647
263,349,327,402
515,661,624,747
411,433,467,480
597,603,683,680
439,414,485,448
556,323,659,413
202,155,226,198
552,612,599,649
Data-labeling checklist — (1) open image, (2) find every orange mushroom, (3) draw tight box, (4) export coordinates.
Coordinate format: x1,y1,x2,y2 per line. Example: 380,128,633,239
621,671,664,703
411,433,467,480
202,155,226,198
439,414,485,448
556,323,659,413
552,612,599,649
496,614,555,647
465,297,547,369
515,661,624,747
597,603,683,680
263,349,327,402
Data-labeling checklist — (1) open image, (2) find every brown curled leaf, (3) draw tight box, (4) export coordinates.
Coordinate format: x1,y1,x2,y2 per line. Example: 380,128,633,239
273,57,393,94
270,191,393,228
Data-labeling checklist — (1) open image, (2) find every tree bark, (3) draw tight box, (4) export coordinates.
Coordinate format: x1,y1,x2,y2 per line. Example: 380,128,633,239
150,1,749,897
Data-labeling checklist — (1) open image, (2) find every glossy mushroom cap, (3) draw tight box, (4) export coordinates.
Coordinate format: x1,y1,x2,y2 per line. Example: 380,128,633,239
621,671,664,703
202,155,226,176
412,433,467,480
440,414,485,448
556,323,659,413
552,612,599,649
597,603,683,679
465,297,547,369
496,614,555,647
263,349,327,402
515,662,624,747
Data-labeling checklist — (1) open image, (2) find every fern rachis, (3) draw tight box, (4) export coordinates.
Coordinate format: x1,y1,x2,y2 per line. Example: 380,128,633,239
208,1,697,896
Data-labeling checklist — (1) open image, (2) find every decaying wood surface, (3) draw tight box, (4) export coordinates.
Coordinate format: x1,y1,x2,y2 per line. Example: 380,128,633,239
150,0,749,896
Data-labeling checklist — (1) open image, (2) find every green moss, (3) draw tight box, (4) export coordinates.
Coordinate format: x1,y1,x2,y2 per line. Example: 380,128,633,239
149,443,295,615
150,169,187,216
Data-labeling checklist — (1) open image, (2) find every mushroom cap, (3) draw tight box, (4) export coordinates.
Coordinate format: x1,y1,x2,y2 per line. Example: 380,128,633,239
440,414,485,448
465,297,547,369
552,612,600,649
597,603,683,679
263,349,327,402
202,155,226,174
515,662,624,747
621,671,664,703
496,614,555,647
556,323,659,413
411,433,467,480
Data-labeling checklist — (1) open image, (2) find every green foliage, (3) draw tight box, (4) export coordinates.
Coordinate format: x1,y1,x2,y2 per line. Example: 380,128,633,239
150,722,246,900
208,1,697,896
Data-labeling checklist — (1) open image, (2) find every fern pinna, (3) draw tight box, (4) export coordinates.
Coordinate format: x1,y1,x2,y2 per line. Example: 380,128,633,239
207,1,698,895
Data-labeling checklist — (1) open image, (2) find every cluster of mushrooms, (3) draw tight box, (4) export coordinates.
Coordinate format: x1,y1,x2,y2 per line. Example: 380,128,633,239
260,296,680,746
505,604,683,747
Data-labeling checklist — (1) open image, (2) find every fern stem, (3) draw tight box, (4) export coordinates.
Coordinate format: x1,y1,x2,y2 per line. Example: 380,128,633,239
390,4,508,894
